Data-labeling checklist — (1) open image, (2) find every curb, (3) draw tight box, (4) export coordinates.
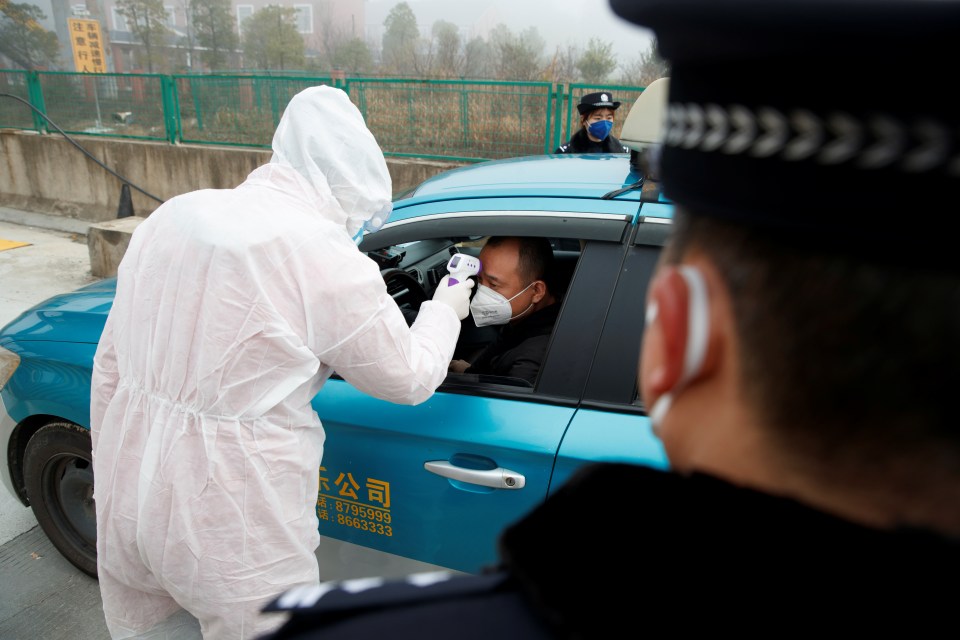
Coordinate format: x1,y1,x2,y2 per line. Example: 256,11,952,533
0,207,92,236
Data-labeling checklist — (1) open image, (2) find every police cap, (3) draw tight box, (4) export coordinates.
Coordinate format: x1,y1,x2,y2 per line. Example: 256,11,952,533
609,0,960,267
577,92,622,116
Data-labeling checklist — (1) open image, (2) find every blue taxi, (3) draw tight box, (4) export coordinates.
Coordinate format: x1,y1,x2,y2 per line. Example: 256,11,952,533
0,84,674,578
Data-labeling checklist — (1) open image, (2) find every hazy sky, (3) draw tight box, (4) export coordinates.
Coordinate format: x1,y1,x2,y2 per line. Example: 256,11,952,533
366,0,656,67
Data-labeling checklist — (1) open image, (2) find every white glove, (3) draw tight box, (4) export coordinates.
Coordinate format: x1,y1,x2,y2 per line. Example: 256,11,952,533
432,275,475,321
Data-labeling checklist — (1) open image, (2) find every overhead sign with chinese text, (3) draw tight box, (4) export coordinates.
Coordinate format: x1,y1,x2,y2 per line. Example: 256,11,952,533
68,18,107,73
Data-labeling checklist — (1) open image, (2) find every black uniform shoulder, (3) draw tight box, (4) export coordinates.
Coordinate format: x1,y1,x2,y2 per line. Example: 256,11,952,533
503,463,960,566
496,463,960,634
261,571,554,639
603,134,629,154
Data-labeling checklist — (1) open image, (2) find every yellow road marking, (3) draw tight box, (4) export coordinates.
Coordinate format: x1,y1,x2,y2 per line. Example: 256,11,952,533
0,239,31,252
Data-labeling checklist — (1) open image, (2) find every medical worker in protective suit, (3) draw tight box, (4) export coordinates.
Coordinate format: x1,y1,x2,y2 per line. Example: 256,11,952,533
89,85,475,640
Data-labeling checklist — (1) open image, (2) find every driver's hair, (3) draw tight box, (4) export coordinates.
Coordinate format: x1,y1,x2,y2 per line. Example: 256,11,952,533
485,236,554,290
664,208,960,492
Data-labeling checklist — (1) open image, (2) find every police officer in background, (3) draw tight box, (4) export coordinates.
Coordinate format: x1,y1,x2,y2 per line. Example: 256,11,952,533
554,91,630,154
259,1,960,636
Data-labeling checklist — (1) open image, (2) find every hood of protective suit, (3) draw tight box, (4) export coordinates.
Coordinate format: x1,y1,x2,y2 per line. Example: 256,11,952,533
270,85,393,236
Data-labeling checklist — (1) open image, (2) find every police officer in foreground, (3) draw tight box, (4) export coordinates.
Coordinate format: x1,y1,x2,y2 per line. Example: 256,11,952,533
259,1,960,636
554,91,630,153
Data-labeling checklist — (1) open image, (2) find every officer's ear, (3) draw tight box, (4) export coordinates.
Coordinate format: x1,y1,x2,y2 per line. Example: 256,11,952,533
639,264,713,403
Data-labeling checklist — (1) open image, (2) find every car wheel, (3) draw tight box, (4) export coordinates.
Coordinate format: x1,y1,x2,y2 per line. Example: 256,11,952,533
23,421,97,578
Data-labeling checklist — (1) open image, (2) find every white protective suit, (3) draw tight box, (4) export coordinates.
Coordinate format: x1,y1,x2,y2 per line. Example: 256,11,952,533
90,86,465,639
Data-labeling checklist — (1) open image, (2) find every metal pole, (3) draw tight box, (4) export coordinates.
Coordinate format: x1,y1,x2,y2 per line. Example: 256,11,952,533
93,79,102,130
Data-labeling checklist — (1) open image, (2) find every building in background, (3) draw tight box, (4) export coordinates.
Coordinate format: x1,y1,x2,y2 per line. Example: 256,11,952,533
6,0,365,73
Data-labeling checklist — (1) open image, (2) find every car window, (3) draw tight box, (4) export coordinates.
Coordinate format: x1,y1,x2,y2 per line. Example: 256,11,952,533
354,234,583,392
458,236,577,390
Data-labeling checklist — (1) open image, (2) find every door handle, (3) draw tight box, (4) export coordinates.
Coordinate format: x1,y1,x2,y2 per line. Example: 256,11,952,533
424,461,526,489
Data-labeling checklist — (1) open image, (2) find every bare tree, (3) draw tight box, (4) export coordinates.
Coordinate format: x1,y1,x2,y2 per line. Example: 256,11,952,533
618,39,669,87
489,24,544,81
116,0,171,72
410,32,435,78
330,37,373,75
242,5,304,71
431,20,462,78
576,38,616,84
190,0,237,71
308,0,344,70
544,44,580,84
381,1,418,75
462,35,493,80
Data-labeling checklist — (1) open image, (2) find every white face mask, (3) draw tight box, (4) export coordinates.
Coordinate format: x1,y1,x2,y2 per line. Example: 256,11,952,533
470,282,535,327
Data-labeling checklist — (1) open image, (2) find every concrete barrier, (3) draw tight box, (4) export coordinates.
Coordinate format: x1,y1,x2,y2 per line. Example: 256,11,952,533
0,130,466,223
87,216,147,278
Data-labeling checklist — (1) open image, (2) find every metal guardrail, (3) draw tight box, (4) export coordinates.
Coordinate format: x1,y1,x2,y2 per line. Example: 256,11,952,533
0,69,648,163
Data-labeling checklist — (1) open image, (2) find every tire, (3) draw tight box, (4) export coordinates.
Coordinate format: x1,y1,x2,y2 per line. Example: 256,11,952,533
23,421,97,578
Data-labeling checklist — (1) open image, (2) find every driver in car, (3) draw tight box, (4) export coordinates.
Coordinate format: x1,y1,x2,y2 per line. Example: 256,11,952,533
449,236,560,386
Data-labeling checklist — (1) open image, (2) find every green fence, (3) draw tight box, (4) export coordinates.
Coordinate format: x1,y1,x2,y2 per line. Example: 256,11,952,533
0,70,649,163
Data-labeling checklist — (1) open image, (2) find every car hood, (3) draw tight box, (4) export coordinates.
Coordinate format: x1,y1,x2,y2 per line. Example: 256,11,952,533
0,278,115,345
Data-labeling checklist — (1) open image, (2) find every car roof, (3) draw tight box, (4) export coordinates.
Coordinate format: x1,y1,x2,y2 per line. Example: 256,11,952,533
394,154,641,210
364,153,671,250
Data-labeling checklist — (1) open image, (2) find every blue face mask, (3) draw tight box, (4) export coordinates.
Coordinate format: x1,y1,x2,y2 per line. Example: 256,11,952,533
353,203,393,245
587,119,613,141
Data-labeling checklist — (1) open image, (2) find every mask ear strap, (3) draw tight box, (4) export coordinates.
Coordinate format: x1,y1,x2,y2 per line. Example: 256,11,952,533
648,265,710,432
678,265,709,386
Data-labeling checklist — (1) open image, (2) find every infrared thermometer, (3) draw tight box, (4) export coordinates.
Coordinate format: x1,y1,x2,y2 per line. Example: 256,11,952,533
446,254,481,286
